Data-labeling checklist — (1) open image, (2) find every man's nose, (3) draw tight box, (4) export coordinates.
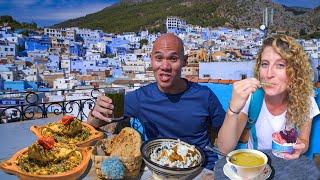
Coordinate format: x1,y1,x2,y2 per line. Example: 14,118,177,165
160,60,171,70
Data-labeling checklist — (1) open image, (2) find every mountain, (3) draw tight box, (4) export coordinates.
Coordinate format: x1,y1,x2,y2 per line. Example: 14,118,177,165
0,16,38,30
53,0,319,36
53,0,225,33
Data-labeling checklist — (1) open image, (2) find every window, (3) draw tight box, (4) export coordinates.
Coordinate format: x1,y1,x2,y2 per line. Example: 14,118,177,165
241,74,247,80
203,74,210,78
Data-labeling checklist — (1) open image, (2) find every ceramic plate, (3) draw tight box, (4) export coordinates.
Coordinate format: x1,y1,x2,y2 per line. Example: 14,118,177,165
223,163,271,180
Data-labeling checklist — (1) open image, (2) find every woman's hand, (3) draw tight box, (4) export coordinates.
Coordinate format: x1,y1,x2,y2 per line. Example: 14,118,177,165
229,78,261,113
283,139,306,160
90,95,114,122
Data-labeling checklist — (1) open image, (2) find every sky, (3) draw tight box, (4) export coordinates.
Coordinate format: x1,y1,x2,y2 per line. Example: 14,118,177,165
0,0,319,27
273,0,320,8
0,0,119,27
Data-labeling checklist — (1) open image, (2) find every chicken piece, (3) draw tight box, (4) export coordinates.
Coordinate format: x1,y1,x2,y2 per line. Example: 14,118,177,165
27,138,75,165
61,119,83,137
28,143,56,165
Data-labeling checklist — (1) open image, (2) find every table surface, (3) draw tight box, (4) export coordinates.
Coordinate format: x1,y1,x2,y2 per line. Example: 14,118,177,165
0,118,214,180
1,118,319,180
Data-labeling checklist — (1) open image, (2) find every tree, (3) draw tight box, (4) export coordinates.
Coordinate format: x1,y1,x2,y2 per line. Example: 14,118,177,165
299,28,307,36
139,39,149,48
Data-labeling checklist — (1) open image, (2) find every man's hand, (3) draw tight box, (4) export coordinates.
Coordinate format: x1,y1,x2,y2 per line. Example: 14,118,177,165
88,95,114,127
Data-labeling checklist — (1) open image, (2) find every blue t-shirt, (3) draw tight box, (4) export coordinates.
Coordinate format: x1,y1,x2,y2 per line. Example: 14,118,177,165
124,81,225,169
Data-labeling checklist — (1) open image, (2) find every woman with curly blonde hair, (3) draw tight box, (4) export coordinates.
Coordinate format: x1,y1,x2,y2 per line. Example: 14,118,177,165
218,34,319,159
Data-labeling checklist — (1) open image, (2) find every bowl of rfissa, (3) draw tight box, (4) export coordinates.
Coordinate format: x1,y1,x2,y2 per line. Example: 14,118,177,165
226,149,268,179
141,138,205,180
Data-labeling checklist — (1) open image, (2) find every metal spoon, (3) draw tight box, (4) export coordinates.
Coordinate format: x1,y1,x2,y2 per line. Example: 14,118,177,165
205,146,237,161
260,81,273,87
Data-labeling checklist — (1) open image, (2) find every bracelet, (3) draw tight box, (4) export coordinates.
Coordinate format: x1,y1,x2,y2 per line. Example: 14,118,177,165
228,105,240,114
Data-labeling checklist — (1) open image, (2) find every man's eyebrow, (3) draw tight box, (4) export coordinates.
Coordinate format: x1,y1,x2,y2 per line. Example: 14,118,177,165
152,51,180,57
153,51,163,55
168,52,180,57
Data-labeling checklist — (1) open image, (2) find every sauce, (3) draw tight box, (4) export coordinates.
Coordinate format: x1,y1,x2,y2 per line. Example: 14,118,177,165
230,152,264,167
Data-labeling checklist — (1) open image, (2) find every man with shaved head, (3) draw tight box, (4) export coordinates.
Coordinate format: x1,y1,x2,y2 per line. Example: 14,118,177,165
88,33,225,170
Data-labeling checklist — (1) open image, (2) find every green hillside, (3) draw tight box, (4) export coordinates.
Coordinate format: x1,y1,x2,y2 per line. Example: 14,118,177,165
0,16,38,30
53,0,226,33
52,0,320,37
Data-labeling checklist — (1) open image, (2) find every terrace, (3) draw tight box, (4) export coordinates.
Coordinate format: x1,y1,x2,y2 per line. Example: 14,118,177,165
0,82,319,179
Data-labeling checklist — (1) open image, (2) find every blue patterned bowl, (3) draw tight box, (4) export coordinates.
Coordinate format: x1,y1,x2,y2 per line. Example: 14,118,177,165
272,140,294,154
140,138,205,179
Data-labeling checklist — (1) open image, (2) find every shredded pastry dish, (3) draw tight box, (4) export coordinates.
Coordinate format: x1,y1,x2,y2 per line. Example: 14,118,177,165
16,137,82,175
150,140,200,168
41,115,91,144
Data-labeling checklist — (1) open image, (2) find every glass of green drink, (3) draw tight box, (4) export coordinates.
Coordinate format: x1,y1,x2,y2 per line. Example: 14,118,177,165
104,88,125,120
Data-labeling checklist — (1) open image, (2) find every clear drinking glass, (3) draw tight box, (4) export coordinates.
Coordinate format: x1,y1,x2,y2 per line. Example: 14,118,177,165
104,88,125,120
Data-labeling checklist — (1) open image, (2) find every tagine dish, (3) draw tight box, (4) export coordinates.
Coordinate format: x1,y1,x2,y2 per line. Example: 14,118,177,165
30,115,104,147
0,137,93,180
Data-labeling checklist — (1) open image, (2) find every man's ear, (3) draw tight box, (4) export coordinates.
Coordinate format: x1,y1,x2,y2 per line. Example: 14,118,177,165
150,57,154,67
182,55,188,67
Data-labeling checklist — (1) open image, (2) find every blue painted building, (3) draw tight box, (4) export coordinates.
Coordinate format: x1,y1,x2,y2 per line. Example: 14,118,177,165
0,78,4,90
0,98,24,105
69,43,85,57
106,38,130,55
70,59,108,75
71,59,86,74
25,36,50,52
3,81,42,92
112,67,123,78
46,54,60,72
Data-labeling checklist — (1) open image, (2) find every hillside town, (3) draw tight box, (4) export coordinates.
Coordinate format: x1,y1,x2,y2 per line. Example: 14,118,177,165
0,16,320,121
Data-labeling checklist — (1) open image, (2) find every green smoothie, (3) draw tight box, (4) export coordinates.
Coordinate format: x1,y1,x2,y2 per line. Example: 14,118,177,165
105,88,125,120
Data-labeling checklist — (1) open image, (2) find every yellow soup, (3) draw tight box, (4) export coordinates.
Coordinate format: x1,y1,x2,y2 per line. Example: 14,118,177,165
230,152,265,167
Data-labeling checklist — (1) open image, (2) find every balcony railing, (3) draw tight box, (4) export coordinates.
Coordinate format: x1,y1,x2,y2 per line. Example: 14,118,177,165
0,87,103,123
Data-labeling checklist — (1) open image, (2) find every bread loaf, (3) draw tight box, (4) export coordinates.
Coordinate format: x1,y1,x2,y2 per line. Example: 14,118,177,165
104,127,141,158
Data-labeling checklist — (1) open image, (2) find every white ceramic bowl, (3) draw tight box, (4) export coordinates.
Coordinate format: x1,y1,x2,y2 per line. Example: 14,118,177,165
226,149,268,179
140,138,205,179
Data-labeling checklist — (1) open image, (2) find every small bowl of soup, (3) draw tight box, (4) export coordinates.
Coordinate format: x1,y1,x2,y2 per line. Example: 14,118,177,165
226,149,268,179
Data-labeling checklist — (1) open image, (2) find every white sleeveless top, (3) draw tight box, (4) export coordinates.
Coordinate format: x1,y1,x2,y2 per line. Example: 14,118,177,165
241,96,319,150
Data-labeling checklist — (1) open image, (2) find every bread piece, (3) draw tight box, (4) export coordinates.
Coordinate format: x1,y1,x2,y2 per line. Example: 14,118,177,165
104,127,141,158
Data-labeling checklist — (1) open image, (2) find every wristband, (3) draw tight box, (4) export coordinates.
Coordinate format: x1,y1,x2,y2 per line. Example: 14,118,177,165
228,105,240,114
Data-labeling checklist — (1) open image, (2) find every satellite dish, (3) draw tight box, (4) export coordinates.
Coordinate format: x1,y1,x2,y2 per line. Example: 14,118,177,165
260,25,266,31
